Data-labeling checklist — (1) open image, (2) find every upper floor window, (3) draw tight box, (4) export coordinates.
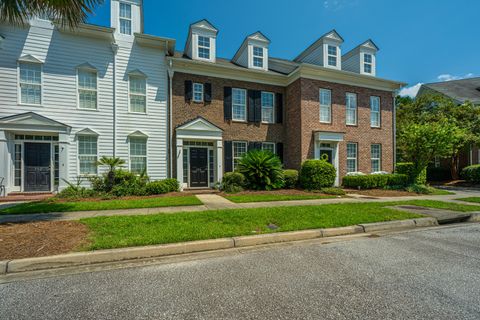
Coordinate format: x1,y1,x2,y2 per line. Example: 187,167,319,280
327,45,337,67
346,142,358,173
261,91,274,123
232,88,247,121
346,93,357,125
364,53,372,74
129,76,146,113
319,88,332,123
19,62,42,105
253,46,264,68
370,96,380,127
193,83,204,102
233,141,247,170
198,36,211,60
130,137,147,174
119,2,132,35
78,135,98,175
78,69,97,110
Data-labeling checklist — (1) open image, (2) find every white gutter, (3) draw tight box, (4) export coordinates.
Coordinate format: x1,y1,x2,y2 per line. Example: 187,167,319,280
167,59,174,178
111,43,119,157
393,92,397,170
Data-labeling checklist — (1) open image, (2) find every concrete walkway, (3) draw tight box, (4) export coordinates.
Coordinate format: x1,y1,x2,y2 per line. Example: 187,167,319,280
1,189,480,224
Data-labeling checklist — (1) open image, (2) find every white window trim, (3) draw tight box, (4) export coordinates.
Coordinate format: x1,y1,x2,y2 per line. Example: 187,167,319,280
252,46,264,69
77,135,99,176
119,2,132,35
77,68,98,111
129,137,148,175
346,92,357,126
261,142,276,154
346,142,358,173
128,75,147,114
232,141,247,170
370,96,381,128
319,88,332,123
261,91,275,124
232,88,247,122
193,83,204,103
371,144,382,172
327,45,338,67
17,61,43,106
197,35,211,61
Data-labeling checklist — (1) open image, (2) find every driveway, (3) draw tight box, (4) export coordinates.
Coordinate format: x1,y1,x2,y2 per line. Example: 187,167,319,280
1,223,480,319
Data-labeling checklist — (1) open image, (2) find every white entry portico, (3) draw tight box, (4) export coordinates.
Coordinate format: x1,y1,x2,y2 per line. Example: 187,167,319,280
314,131,344,186
175,117,223,190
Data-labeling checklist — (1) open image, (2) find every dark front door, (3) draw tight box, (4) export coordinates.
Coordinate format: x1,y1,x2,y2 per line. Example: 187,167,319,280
320,149,333,164
24,143,51,192
189,147,208,188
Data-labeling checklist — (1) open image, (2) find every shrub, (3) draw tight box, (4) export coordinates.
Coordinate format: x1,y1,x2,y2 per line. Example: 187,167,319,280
162,178,180,192
299,159,336,190
396,162,427,185
406,184,437,194
342,173,408,189
145,179,180,195
238,150,284,190
461,164,480,183
57,185,97,199
283,169,299,189
222,172,246,193
320,187,346,195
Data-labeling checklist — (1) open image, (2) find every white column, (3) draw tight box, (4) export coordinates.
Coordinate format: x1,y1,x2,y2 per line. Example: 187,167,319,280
334,142,340,187
216,140,223,183
0,130,9,196
58,133,70,191
176,138,185,190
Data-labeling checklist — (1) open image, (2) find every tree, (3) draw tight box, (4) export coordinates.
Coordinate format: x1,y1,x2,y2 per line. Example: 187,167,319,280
96,156,125,191
0,0,104,29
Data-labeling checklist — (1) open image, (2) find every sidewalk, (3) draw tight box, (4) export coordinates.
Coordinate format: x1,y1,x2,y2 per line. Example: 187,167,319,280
1,189,479,224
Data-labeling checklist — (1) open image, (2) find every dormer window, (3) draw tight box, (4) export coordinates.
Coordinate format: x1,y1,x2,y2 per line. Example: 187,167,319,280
327,45,337,67
119,2,132,35
253,47,264,68
198,36,211,60
364,53,372,74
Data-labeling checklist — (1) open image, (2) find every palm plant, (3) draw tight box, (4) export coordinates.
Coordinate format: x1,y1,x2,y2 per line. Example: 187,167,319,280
96,156,125,191
1,0,103,28
238,150,284,190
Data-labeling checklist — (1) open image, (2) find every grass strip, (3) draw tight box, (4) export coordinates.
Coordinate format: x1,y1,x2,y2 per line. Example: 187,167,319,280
224,194,337,203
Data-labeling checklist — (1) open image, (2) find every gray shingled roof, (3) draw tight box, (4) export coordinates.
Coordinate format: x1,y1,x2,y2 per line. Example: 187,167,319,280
421,77,480,104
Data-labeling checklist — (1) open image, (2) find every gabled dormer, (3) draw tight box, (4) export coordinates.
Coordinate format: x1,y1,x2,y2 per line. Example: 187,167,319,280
111,0,143,37
184,19,218,63
294,30,344,70
232,31,270,71
342,40,379,76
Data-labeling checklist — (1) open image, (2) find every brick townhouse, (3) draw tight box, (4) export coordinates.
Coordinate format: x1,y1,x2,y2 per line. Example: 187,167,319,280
168,20,405,189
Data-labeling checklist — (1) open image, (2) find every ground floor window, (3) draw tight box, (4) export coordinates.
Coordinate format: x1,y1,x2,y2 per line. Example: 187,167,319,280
129,137,147,174
261,142,275,154
78,135,98,175
346,143,357,173
233,141,247,170
371,144,381,172
14,144,22,187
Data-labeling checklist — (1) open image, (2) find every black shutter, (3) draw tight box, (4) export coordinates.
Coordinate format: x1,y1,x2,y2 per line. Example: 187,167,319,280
254,91,262,122
248,90,256,122
276,142,284,163
248,141,255,151
276,93,283,124
224,87,232,121
185,80,192,102
254,142,263,150
224,141,233,173
204,83,212,103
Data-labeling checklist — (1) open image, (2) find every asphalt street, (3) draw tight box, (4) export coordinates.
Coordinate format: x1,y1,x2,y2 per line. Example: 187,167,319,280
1,223,480,320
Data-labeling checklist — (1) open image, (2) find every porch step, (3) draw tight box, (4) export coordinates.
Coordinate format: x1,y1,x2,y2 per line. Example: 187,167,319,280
1,192,54,202
183,189,220,195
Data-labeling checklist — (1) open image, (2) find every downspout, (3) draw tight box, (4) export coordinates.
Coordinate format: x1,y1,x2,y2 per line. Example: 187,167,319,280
111,43,119,157
392,92,397,171
167,58,174,178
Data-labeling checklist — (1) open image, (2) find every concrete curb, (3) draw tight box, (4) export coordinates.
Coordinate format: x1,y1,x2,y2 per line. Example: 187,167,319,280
0,218,437,275
468,213,480,222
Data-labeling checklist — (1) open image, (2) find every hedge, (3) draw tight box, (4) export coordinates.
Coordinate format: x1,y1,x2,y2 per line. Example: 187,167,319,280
461,164,480,183
283,169,299,189
342,173,409,189
396,162,427,185
299,159,336,190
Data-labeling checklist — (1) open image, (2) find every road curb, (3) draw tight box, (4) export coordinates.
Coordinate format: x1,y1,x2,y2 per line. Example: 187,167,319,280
1,218,436,274
468,213,480,222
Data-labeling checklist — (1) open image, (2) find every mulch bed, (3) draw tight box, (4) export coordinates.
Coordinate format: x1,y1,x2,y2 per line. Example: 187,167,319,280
0,221,90,260
50,192,192,203
344,189,419,197
219,189,331,197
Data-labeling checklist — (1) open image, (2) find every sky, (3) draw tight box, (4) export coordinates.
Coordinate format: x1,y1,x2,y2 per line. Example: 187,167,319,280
88,0,479,97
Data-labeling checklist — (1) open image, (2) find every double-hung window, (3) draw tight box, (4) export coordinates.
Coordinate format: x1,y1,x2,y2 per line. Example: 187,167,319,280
346,93,357,125
19,62,42,105
232,88,247,121
130,137,147,174
364,53,373,74
319,88,332,123
193,83,204,102
370,96,380,127
327,45,337,67
371,144,381,172
261,142,275,154
129,76,146,113
119,2,132,35
78,136,98,175
253,46,264,68
78,69,97,109
233,141,247,170
198,36,211,59
261,91,274,123
346,143,358,173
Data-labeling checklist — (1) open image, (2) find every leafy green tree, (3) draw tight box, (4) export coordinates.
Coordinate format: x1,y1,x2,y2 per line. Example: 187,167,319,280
1,0,103,28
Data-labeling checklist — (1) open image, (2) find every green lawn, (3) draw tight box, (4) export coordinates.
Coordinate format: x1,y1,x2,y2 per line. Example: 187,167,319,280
224,194,337,203
80,202,423,250
0,196,202,215
454,197,480,204
396,199,480,212
429,188,455,195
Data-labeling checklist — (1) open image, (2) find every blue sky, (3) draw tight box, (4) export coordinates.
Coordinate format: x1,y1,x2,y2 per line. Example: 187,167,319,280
88,0,479,96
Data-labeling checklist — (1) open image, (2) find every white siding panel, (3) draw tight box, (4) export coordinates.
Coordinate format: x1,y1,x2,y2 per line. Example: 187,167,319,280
342,54,360,73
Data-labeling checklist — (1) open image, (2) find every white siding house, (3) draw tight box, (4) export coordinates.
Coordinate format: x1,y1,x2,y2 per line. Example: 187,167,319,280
0,0,174,195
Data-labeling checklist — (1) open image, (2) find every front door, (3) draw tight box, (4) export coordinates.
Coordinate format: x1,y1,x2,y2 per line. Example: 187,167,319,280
24,143,51,192
189,147,208,188
320,149,333,164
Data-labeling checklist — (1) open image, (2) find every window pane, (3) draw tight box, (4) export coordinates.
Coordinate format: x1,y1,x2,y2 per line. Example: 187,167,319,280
78,135,98,174
198,47,210,59
328,56,337,66
79,90,97,109
14,144,22,187
193,83,203,102
364,64,372,74
346,143,357,173
232,89,246,121
198,36,210,47
233,142,247,170
328,45,337,56
21,84,41,104
78,70,97,89
130,138,147,174
253,46,263,57
371,144,381,172
20,63,41,84
364,53,372,63
320,89,331,122
120,19,131,35
130,77,146,94
130,76,146,112
253,56,263,68
262,143,275,154
370,96,380,127
119,3,131,18
261,92,274,123
346,93,357,125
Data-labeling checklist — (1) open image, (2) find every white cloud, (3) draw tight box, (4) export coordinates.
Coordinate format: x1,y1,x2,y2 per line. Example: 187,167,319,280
437,73,475,82
398,83,423,98
323,0,358,11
